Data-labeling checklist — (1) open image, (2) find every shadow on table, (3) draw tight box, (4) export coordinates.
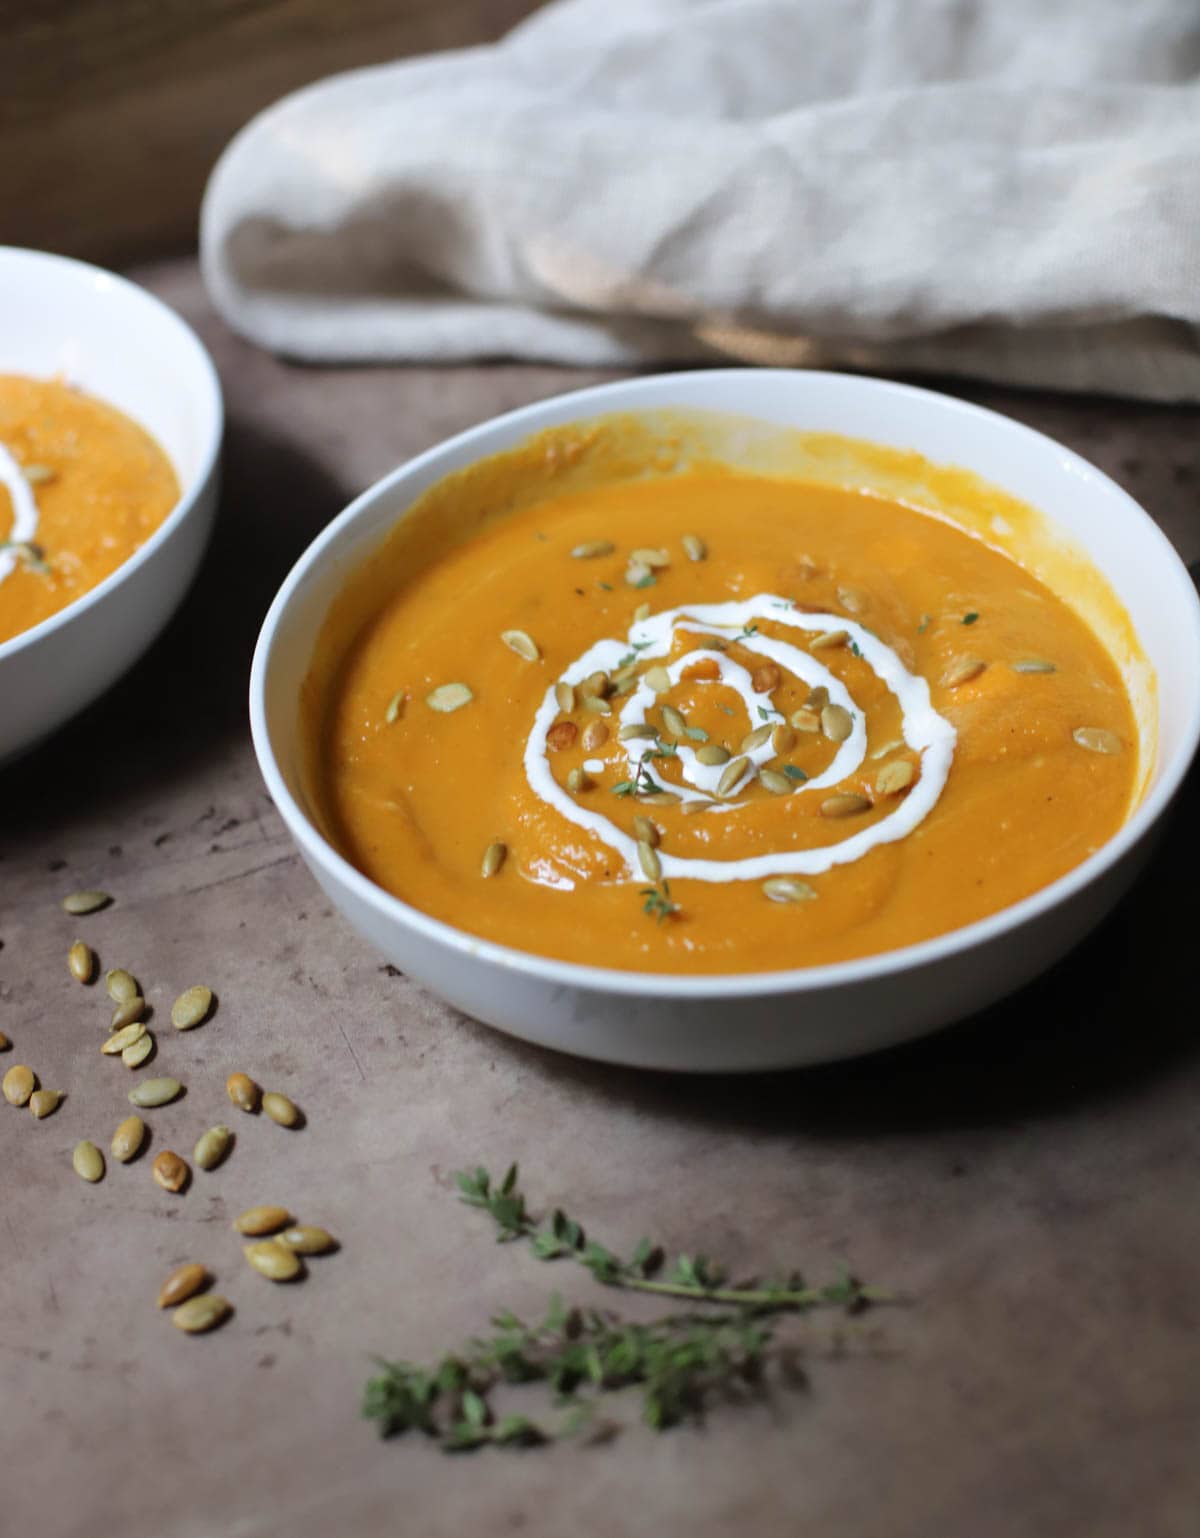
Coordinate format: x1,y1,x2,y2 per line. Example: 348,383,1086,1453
0,416,349,823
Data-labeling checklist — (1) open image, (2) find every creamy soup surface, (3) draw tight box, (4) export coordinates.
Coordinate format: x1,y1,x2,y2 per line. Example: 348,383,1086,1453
308,429,1139,975
0,374,178,646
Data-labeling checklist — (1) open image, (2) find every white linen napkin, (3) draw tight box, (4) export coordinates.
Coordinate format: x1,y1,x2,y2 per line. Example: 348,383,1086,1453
201,0,1200,400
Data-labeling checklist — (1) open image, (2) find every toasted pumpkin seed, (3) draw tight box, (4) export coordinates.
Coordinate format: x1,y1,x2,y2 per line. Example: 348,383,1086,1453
554,681,576,712
790,708,820,733
751,663,782,694
122,1032,154,1069
279,1225,337,1255
426,682,473,713
660,705,687,739
681,533,706,562
640,791,681,806
637,840,662,883
876,760,916,796
101,1021,146,1055
762,877,817,904
129,1076,182,1108
194,1125,232,1171
805,685,829,710
172,1294,230,1334
67,941,95,983
23,462,55,484
696,743,732,766
566,766,591,793
811,629,848,651
740,724,773,752
633,602,652,624
681,797,715,815
870,737,905,760
632,815,659,847
110,995,146,1030
384,689,406,723
61,890,110,915
153,1150,189,1193
262,1092,300,1128
10,540,48,572
821,792,872,818
717,756,749,796
111,1115,146,1162
226,1072,261,1113
771,724,796,755
581,719,609,752
234,1205,293,1236
159,1263,209,1309
942,656,986,688
481,841,507,878
105,967,138,1002
625,560,653,587
547,721,579,751
501,628,540,662
821,703,853,743
0,1032,10,1051
571,540,615,559
838,586,868,614
171,986,213,1031
1013,658,1057,675
3,1064,35,1105
582,696,612,716
759,769,794,796
643,665,671,695
619,723,659,741
29,1089,60,1119
245,1240,303,1282
611,662,639,687
631,547,670,568
73,1140,104,1182
1073,726,1122,755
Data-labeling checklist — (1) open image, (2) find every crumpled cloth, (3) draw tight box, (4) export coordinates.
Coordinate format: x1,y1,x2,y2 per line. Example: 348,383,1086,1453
201,0,1200,400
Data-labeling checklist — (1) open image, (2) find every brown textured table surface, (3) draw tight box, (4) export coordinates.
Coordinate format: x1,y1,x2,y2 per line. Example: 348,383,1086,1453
3,260,1198,1538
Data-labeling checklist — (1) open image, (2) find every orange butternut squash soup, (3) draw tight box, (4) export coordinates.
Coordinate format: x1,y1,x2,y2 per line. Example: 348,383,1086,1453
305,419,1142,975
0,375,179,646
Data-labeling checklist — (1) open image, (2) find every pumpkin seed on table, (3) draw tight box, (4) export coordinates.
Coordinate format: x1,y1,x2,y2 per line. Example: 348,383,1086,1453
234,1204,293,1236
821,792,872,818
876,760,915,796
29,1089,61,1119
129,1076,182,1108
262,1091,301,1128
762,877,817,904
73,1141,104,1183
481,841,507,878
122,1032,154,1068
194,1125,232,1171
172,1294,231,1334
821,703,853,743
111,1114,146,1163
101,1021,147,1055
696,743,732,766
0,1033,10,1052
500,629,540,662
554,681,576,713
153,1150,189,1194
942,656,986,688
61,890,111,915
244,1240,304,1282
739,724,772,753
426,682,473,713
279,1225,338,1256
110,995,146,1030
105,968,139,1002
717,756,749,796
681,533,706,562
172,985,213,1031
226,1072,261,1113
1073,727,1122,755
571,540,615,559
67,941,95,983
759,769,795,796
159,1263,210,1309
3,1064,35,1106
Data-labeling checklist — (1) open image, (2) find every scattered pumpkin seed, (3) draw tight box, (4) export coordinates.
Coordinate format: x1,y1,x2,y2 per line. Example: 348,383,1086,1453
759,769,794,796
681,797,715,815
3,1064,35,1106
501,628,540,662
643,665,671,695
611,662,639,687
751,664,782,693
105,967,138,1002
101,1021,146,1055
870,737,905,760
23,462,56,484
67,941,95,983
245,1240,303,1282
29,1089,60,1119
640,791,681,806
762,877,817,904
111,1115,146,1163
821,792,872,818
172,1294,230,1334
279,1225,337,1255
696,743,732,766
73,1140,104,1182
153,1150,189,1194
942,656,987,688
637,840,662,883
481,841,507,878
194,1125,232,1171
384,689,406,723
1013,659,1057,675
122,1032,154,1069
554,681,576,712
226,1072,261,1113
234,1205,292,1236
581,720,609,752
625,560,653,587
633,602,652,624
110,996,146,1030
717,756,749,796
790,708,820,733
631,547,670,569
739,724,773,752
805,685,830,710
876,760,916,796
811,630,849,651
571,540,615,559
262,1091,301,1128
0,1032,10,1051
619,723,659,741
838,586,868,614
426,682,473,713
660,705,687,739
581,696,611,716
129,1076,182,1108
821,703,853,743
566,766,592,793
547,721,579,750
159,1263,209,1309
61,890,111,915
681,533,706,562
172,986,213,1031
632,815,659,847
1073,726,1122,754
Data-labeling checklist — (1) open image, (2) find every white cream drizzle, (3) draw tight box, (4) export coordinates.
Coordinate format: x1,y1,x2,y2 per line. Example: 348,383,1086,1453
0,441,40,586
524,595,956,884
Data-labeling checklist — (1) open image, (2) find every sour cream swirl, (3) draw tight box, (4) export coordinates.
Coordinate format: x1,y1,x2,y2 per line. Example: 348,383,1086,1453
0,442,40,586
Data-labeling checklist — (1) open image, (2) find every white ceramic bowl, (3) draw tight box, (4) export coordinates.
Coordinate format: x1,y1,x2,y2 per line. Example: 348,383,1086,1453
0,247,223,764
251,370,1200,1072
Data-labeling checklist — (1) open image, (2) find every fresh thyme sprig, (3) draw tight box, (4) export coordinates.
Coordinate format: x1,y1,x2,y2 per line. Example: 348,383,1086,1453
641,882,679,923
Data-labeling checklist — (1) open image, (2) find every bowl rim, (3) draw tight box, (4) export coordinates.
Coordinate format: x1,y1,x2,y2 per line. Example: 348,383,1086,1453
0,245,224,666
250,367,1200,1002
